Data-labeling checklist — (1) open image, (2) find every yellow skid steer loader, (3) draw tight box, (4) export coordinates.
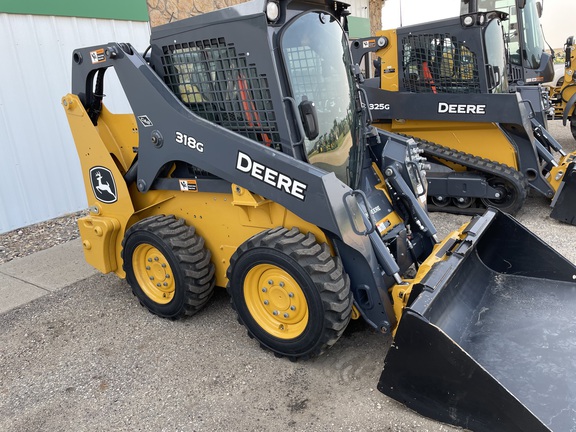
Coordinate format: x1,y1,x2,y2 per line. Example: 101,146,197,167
62,0,576,430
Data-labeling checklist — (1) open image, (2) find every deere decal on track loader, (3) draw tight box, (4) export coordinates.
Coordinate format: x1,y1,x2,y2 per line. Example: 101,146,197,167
351,5,576,224
62,0,576,430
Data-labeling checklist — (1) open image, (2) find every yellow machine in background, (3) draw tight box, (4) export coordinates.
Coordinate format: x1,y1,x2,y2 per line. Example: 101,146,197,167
548,36,576,140
353,10,576,224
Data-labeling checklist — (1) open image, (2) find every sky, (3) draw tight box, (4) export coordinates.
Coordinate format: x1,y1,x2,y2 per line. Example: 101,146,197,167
381,0,573,49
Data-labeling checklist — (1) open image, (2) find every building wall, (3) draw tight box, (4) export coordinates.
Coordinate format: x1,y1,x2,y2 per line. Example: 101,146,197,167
368,0,382,36
147,0,245,27
0,13,150,233
0,0,381,233
147,0,376,32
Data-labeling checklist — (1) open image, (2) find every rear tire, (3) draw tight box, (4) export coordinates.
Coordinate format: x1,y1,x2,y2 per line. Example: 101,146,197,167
122,215,215,319
570,116,576,141
227,227,352,361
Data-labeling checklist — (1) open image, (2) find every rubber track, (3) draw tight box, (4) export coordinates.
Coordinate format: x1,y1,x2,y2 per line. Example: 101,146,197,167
227,227,352,361
398,134,529,215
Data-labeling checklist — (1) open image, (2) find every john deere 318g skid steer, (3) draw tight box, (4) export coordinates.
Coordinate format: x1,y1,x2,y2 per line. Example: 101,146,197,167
62,0,576,430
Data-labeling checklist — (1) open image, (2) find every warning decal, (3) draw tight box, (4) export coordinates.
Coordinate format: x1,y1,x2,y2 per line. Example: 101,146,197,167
362,39,376,49
179,179,198,192
90,49,106,64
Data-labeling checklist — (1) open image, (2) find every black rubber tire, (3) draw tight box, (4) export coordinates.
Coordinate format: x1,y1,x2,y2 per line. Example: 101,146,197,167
122,215,215,319
227,227,352,361
570,116,576,141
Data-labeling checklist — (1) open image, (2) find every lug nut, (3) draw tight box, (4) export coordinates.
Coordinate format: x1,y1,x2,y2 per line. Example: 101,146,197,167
154,257,159,261
284,313,289,318
288,292,294,298
279,282,285,288
290,306,296,311
149,276,154,281
262,287,267,293
273,310,279,316
268,280,273,285
161,263,166,268
148,258,152,262
264,300,269,305
157,283,161,287
163,282,168,287
146,266,151,270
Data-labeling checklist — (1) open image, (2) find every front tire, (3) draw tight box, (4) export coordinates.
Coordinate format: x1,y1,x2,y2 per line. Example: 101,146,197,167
122,215,215,319
227,227,352,361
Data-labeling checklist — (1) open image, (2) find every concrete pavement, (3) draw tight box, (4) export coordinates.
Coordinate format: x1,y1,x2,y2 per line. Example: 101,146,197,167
0,239,97,314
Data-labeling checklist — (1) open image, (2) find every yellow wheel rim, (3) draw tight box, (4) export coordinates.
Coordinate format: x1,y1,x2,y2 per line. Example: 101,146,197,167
244,264,309,339
132,244,175,305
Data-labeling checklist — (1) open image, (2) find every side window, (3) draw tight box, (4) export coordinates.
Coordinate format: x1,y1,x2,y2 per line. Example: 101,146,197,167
401,34,480,93
281,12,357,186
160,40,281,149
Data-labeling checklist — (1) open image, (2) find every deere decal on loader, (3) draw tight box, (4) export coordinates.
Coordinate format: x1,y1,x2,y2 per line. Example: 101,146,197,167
62,0,576,430
351,4,576,224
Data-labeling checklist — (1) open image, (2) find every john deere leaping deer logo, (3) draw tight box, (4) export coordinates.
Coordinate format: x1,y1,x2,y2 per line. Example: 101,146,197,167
89,166,118,203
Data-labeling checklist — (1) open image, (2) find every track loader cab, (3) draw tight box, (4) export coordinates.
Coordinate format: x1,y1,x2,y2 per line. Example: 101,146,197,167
461,0,555,131
352,9,576,224
461,0,554,86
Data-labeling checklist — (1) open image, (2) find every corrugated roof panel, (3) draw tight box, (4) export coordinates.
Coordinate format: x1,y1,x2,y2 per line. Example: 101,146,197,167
0,14,150,233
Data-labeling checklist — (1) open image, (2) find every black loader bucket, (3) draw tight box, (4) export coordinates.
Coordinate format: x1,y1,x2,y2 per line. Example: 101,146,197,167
379,209,576,432
551,161,576,226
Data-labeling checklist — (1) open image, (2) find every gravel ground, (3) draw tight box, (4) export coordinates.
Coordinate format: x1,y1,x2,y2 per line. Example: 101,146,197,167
0,211,86,264
0,120,575,432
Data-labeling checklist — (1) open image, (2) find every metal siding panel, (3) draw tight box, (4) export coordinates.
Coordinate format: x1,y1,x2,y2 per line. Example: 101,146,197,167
0,14,150,233
0,0,149,22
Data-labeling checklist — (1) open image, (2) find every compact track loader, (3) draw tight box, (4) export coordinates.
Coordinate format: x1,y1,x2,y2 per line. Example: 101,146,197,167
462,0,554,87
462,0,576,139
352,5,576,224
548,36,576,140
62,0,576,430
